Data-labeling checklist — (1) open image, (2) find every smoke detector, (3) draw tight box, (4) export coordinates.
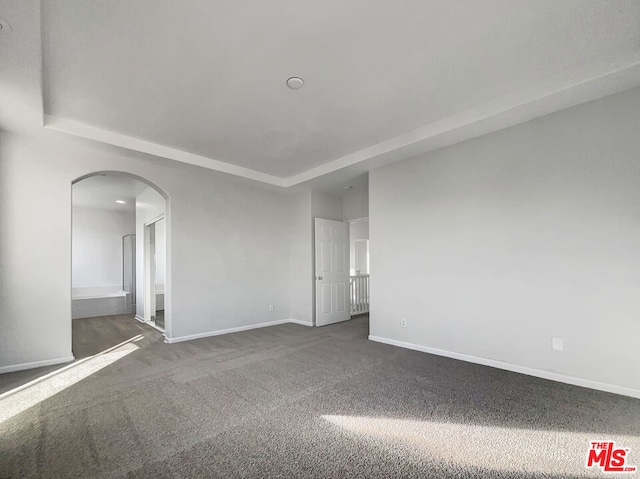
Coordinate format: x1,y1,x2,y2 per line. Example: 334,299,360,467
0,18,12,36
286,77,304,90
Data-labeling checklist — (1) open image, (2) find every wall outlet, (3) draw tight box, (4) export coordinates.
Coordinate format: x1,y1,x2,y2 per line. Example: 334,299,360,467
400,318,407,328
269,304,274,312
552,338,563,352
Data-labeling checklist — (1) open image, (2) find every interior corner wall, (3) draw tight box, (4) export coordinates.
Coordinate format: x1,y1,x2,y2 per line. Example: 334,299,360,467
72,206,135,288
287,190,344,326
369,86,640,395
343,184,369,221
0,130,295,370
311,191,343,222
135,186,165,320
288,191,313,324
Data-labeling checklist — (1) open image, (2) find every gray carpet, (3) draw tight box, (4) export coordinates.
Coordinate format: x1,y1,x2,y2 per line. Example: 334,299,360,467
1,315,639,478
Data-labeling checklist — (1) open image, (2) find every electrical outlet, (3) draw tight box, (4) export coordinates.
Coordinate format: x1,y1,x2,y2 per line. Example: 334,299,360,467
552,338,563,352
400,318,407,328
269,304,274,312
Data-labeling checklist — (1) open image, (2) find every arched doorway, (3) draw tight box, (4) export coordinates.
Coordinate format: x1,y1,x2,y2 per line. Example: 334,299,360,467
71,171,170,356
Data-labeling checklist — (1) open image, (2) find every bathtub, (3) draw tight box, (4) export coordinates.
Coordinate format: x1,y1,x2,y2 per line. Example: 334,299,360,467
155,283,164,310
72,285,134,319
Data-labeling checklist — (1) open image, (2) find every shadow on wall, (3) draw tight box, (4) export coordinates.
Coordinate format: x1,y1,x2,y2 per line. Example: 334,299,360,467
1,316,639,478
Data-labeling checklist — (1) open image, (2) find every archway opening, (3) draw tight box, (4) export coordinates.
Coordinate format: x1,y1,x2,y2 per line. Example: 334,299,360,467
71,172,169,357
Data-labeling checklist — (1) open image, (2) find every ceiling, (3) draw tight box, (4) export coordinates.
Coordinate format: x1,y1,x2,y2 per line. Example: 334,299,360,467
2,1,640,188
72,175,148,212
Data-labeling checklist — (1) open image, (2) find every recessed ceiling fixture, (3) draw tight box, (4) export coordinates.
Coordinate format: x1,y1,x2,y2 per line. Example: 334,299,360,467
0,17,12,35
116,200,126,204
286,77,304,90
344,186,353,190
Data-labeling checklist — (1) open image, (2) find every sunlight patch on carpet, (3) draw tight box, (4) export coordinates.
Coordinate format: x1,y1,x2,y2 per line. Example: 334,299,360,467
322,414,639,477
0,336,142,424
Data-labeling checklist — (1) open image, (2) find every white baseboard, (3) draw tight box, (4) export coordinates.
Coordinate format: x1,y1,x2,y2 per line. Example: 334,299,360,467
165,318,305,344
288,318,314,327
134,314,145,323
0,355,75,375
368,335,640,400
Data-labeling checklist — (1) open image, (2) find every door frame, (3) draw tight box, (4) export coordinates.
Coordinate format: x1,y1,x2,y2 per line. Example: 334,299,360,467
71,171,172,349
353,239,370,275
144,214,164,330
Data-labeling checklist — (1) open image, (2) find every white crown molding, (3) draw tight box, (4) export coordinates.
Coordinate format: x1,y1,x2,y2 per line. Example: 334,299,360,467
44,54,640,188
286,55,640,186
43,115,288,187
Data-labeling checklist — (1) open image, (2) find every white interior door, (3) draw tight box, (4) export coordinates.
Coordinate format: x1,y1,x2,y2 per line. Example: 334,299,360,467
315,218,350,326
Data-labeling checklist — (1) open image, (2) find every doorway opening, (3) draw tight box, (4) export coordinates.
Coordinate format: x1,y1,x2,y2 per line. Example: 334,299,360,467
349,218,370,317
71,172,169,357
313,216,370,327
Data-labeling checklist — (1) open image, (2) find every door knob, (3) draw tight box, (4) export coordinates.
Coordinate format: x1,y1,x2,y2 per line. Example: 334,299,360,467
317,276,323,280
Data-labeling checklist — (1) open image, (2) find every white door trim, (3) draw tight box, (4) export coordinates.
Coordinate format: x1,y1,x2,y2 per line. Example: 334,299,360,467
144,215,164,327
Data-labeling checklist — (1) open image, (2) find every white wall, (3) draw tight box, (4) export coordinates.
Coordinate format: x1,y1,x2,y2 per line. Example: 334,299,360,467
0,130,294,369
155,218,166,286
135,186,165,319
349,221,369,275
343,183,369,221
288,191,313,325
344,183,370,274
370,86,640,396
72,206,135,289
311,191,343,222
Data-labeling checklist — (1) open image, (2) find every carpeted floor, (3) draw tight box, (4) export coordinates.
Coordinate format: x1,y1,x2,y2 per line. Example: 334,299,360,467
1,315,639,478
